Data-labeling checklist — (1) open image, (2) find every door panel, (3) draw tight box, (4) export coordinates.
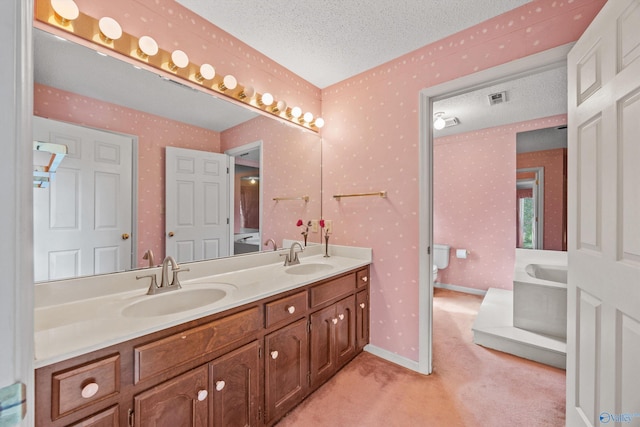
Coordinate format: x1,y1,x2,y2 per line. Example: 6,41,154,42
33,117,133,281
166,147,230,263
567,1,640,425
335,295,356,367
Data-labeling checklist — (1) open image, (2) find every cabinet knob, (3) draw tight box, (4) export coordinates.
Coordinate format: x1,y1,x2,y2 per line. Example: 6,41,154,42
332,318,338,325
215,381,225,392
271,351,279,360
361,276,368,282
197,389,208,401
81,382,99,399
338,313,345,321
286,305,296,314
360,303,366,309
168,231,175,237
121,233,130,240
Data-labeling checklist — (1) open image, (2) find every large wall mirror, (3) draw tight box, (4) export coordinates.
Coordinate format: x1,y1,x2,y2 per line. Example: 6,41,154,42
33,28,322,282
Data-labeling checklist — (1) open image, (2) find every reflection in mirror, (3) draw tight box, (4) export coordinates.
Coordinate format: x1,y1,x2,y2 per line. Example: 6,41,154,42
33,28,321,282
516,126,567,251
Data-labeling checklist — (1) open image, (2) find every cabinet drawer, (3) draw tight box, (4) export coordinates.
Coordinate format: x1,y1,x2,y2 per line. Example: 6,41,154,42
134,306,262,383
68,405,119,427
356,268,370,288
51,354,120,420
265,291,307,328
309,273,355,308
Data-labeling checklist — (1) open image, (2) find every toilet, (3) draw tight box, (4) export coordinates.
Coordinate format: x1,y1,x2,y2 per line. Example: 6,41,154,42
432,244,451,282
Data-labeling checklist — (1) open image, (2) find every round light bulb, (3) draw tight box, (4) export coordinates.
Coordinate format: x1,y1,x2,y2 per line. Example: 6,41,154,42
260,92,274,107
303,112,314,123
98,17,122,42
314,117,325,128
291,106,302,119
138,36,158,58
197,64,215,81
169,50,189,71
240,85,255,99
51,0,79,24
220,75,237,91
273,100,287,113
433,116,446,130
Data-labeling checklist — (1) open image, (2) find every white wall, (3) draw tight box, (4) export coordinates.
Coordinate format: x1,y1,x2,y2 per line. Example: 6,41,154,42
0,0,34,425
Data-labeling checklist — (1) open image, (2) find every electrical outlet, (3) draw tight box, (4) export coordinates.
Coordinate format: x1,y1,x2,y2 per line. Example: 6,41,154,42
310,220,319,233
325,220,333,234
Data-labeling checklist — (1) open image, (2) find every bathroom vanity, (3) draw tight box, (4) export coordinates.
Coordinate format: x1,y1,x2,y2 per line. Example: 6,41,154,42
34,246,371,426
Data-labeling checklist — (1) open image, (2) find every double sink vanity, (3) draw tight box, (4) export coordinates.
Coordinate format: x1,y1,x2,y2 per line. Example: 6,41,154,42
34,245,372,426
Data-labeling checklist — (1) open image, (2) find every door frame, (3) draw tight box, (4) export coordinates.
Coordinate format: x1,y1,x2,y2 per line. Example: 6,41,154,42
418,43,573,374
225,141,263,255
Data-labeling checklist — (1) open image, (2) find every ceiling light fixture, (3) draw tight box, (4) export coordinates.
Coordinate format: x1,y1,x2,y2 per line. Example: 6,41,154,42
433,112,459,130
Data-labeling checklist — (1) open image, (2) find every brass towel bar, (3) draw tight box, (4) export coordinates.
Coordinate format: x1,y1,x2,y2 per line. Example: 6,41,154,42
273,195,310,202
333,191,387,200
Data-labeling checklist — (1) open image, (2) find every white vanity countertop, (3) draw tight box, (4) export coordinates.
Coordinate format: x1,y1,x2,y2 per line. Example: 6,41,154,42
34,244,372,368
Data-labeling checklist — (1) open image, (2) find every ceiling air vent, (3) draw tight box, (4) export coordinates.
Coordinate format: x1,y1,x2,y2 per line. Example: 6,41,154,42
488,91,507,105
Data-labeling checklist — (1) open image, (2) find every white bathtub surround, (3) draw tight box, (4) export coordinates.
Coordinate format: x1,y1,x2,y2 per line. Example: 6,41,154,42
472,249,568,369
513,249,567,340
34,244,371,367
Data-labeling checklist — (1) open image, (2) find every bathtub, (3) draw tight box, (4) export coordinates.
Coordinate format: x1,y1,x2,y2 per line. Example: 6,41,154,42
513,249,568,341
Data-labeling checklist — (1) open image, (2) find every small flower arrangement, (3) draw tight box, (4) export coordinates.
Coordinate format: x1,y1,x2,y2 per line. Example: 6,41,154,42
320,219,330,257
319,219,329,237
296,219,311,246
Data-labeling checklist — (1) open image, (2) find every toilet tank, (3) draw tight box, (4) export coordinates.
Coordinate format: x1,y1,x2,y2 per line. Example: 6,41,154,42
433,244,450,269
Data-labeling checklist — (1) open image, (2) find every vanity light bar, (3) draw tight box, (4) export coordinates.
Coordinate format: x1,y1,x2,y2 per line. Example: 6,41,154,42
36,0,324,132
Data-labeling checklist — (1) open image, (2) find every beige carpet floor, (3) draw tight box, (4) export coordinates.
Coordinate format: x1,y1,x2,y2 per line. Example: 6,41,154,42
275,288,566,426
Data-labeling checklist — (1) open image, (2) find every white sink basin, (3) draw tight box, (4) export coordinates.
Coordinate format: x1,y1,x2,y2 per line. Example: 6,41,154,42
122,287,228,318
285,263,333,275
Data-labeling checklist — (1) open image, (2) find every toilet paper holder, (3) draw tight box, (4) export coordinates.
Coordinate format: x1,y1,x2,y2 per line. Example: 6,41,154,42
456,249,469,259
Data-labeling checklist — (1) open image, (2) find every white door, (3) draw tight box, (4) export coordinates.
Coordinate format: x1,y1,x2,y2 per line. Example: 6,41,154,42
165,146,230,263
567,0,640,425
33,117,133,281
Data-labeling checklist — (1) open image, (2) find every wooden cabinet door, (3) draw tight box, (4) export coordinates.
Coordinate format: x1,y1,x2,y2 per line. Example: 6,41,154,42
264,319,309,424
209,341,260,427
134,365,208,427
356,290,369,351
335,295,356,368
68,406,119,427
309,304,336,389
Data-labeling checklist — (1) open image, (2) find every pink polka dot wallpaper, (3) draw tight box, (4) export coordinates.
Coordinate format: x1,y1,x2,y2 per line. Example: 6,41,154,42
35,0,607,363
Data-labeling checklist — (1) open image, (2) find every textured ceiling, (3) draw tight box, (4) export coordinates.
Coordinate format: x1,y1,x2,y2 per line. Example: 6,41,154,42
176,0,531,88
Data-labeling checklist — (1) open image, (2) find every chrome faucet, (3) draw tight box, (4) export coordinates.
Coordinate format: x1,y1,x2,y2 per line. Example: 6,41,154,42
264,238,278,251
142,249,155,267
283,242,304,266
136,255,189,295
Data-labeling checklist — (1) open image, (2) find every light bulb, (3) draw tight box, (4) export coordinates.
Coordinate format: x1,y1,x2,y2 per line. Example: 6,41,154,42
313,117,325,128
259,92,274,107
220,75,237,91
290,106,302,119
137,36,158,58
169,50,189,71
98,17,122,43
51,0,79,25
433,112,446,130
273,100,287,113
303,112,314,123
196,64,215,81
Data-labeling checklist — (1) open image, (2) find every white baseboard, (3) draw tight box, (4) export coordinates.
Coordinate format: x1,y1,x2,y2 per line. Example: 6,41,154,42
434,282,487,296
363,344,423,373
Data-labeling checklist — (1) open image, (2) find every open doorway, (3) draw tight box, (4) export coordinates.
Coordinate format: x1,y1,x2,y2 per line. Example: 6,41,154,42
418,44,572,374
226,141,263,255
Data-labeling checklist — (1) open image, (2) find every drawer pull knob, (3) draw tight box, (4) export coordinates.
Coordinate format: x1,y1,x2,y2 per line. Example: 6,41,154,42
286,305,296,314
197,389,208,401
215,381,225,392
81,382,99,399
362,276,368,282
360,303,366,309
332,318,338,325
271,351,279,360
338,313,345,321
